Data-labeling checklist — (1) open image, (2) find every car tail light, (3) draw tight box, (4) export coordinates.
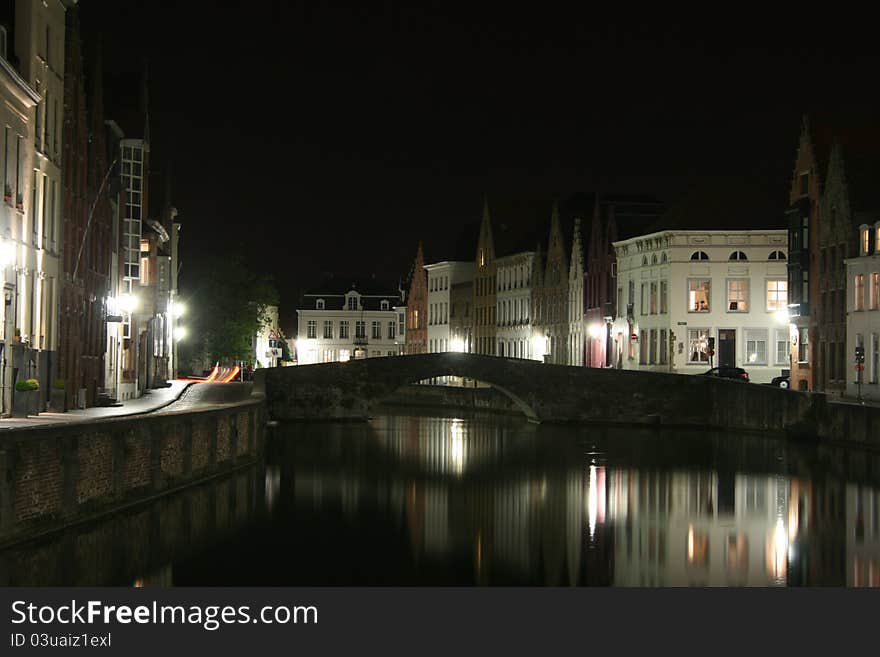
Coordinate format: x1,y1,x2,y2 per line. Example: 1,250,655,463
741,373,748,379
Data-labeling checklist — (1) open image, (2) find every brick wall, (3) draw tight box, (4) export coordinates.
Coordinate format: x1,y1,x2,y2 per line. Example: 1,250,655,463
0,398,265,546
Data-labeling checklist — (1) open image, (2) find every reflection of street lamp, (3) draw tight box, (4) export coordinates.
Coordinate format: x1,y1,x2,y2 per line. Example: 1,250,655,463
588,323,603,368
118,293,139,315
175,326,187,342
531,334,548,361
450,337,465,353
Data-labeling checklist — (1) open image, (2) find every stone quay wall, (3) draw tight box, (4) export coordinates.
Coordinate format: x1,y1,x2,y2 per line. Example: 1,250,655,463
0,397,265,547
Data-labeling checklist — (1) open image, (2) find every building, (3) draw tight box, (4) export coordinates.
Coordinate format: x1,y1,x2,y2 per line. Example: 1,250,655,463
473,198,496,356
846,223,880,400
424,260,474,353
393,302,406,355
581,194,666,368
0,1,71,416
448,281,472,354
533,202,568,364
404,242,427,355
785,116,824,392
612,229,789,383
818,141,880,395
296,281,402,364
495,250,537,359
60,5,110,409
566,215,585,366
253,304,282,369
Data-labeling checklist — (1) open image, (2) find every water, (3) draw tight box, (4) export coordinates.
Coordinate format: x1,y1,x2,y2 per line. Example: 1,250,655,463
2,409,879,586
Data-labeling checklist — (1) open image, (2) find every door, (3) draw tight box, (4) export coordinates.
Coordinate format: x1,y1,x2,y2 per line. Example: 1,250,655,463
718,329,736,367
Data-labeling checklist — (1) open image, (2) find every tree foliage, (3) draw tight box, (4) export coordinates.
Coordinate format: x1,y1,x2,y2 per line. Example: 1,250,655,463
180,255,279,372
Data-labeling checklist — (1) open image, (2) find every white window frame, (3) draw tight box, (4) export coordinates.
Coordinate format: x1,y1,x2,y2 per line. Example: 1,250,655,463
745,329,768,366
726,278,750,313
765,279,787,313
687,328,710,364
687,278,711,313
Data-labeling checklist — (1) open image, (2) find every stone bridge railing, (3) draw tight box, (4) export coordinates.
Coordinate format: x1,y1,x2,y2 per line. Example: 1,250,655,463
255,353,880,446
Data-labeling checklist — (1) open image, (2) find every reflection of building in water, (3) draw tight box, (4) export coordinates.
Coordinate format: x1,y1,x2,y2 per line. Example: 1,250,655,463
847,484,880,587
265,465,281,513
608,470,799,586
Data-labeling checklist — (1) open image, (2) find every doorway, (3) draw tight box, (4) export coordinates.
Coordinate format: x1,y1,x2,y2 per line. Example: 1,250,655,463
718,329,736,367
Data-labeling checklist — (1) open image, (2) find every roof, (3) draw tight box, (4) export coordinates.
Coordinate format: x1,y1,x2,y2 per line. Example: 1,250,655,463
302,276,402,300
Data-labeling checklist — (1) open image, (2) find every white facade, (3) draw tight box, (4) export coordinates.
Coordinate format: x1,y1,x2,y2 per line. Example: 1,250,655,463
296,287,400,364
254,304,281,369
845,223,880,400
494,251,538,359
612,230,789,383
425,261,473,353
393,304,406,355
567,219,584,366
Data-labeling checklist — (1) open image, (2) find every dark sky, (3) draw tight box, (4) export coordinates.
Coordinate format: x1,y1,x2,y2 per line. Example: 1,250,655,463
78,2,880,331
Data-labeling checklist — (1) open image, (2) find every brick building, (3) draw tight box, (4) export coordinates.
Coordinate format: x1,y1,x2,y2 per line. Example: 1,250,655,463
404,241,427,354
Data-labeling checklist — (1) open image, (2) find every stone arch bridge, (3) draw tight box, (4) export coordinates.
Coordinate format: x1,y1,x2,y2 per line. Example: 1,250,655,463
252,353,859,438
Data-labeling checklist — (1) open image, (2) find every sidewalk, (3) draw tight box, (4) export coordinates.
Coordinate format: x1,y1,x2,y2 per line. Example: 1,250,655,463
0,380,193,429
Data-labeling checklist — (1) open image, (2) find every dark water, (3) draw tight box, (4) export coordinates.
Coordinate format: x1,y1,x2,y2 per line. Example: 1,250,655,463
3,409,880,586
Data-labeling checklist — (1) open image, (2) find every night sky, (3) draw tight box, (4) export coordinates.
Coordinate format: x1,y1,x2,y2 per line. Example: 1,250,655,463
78,2,880,331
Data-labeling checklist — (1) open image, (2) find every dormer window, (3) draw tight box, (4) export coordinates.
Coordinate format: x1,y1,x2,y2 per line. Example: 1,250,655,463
690,251,709,261
347,295,358,310
380,300,389,310
729,251,747,261
798,172,809,196
316,299,325,310
768,250,787,260
875,222,880,252
861,225,871,256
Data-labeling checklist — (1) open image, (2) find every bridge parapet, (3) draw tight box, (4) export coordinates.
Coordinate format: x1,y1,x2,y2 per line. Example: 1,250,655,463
255,353,880,444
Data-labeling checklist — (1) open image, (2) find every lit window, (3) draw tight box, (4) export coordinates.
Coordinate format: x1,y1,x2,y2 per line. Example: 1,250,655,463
746,329,767,365
798,327,809,363
688,329,710,363
871,273,880,310
727,279,749,312
688,279,711,312
766,280,787,312
690,251,709,261
855,274,865,311
139,239,150,285
862,228,871,255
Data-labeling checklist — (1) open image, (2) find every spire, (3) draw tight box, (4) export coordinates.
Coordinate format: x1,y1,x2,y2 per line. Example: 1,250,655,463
477,194,494,267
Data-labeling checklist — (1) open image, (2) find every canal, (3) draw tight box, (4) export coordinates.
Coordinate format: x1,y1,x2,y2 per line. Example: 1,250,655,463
2,408,879,586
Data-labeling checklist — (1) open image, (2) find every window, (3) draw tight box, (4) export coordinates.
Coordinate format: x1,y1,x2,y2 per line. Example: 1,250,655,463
641,283,648,315
0,26,6,60
862,227,871,255
649,329,657,364
139,239,150,285
798,172,809,196
347,296,357,310
688,329,710,363
650,282,657,314
316,299,325,310
355,321,366,338
729,251,747,261
690,251,709,261
727,279,749,312
871,273,880,310
651,254,658,265
775,329,789,365
876,225,880,253
797,327,808,363
855,274,866,311
768,250,786,260
659,329,668,364
388,321,395,339
766,280,787,312
746,329,767,365
307,320,317,339
323,320,333,339
639,330,648,364
688,279,711,312
661,252,668,264
642,255,648,266
381,300,389,310
340,321,349,339
660,280,668,314
371,320,381,339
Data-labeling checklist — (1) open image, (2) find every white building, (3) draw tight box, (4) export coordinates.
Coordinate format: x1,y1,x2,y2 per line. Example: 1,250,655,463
494,251,538,359
612,230,789,383
296,283,401,364
393,303,406,355
424,261,473,353
845,222,880,401
253,304,282,369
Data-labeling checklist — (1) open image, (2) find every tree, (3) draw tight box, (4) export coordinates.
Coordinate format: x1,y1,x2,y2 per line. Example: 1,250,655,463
180,255,279,372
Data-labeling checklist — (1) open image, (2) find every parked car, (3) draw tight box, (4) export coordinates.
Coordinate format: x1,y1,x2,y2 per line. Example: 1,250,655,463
700,366,750,382
771,375,790,389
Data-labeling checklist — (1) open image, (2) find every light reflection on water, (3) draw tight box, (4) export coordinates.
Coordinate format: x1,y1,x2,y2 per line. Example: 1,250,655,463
1,411,879,587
